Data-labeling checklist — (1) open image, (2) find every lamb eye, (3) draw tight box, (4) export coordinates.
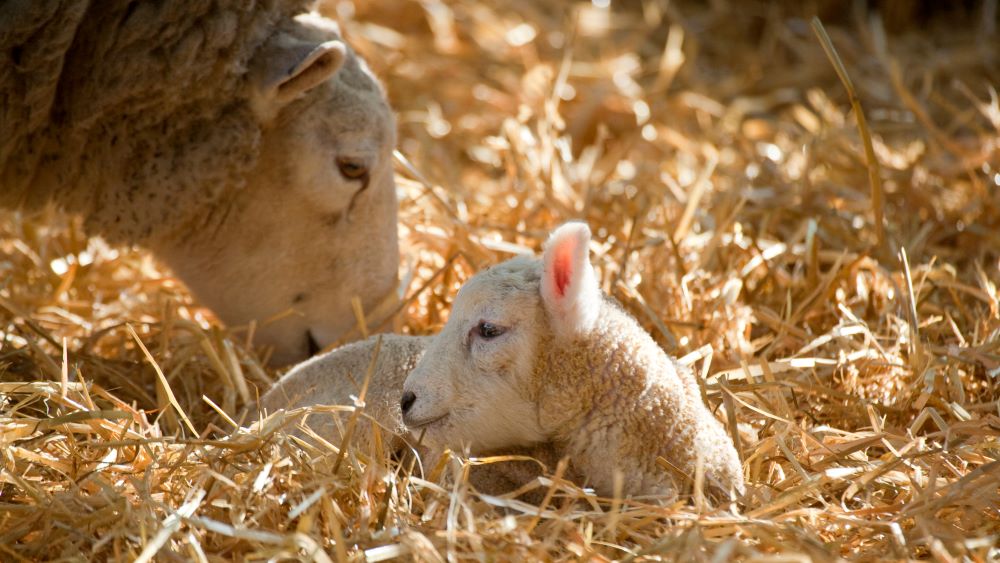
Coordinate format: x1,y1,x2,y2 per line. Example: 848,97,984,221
477,321,505,339
337,158,368,180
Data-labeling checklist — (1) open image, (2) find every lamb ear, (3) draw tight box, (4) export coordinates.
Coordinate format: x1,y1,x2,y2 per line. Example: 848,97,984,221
540,222,601,338
251,36,346,113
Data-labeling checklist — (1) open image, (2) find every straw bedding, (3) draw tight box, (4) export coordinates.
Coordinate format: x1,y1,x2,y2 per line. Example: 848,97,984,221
1,0,998,560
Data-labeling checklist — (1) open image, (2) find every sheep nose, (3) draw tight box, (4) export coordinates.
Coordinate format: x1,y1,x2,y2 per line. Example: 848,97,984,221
400,391,416,415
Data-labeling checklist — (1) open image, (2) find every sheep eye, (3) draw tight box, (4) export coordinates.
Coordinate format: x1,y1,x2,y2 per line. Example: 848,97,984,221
477,321,505,339
337,158,368,180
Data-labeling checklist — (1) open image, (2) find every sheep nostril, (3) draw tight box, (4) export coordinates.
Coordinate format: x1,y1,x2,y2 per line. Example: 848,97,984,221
400,391,416,415
306,330,321,357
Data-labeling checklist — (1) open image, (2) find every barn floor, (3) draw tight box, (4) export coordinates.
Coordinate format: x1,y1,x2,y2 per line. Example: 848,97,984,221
2,1,999,560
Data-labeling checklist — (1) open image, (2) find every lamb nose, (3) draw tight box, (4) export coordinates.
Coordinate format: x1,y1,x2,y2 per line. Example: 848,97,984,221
400,391,416,415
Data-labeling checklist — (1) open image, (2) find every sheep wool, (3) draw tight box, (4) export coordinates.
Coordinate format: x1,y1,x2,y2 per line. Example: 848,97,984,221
258,334,570,500
0,0,306,240
259,334,429,451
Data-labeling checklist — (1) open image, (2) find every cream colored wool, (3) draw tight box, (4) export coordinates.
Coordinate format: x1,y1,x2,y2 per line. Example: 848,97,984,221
0,1,399,364
403,223,745,498
259,334,428,452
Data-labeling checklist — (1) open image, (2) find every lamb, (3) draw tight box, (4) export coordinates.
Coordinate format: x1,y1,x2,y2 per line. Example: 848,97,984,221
401,222,745,498
0,1,399,364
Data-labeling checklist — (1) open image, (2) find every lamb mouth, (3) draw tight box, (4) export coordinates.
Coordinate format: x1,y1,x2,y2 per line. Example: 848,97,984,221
405,413,448,430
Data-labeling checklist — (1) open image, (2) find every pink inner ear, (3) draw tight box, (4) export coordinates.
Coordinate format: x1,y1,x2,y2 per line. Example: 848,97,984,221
553,239,574,297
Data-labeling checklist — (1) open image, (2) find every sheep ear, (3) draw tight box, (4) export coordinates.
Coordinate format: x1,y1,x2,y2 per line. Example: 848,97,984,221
252,36,346,111
540,222,601,338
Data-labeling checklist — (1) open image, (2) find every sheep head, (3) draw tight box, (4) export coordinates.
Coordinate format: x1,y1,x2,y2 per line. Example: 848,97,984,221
400,222,601,451
154,13,399,365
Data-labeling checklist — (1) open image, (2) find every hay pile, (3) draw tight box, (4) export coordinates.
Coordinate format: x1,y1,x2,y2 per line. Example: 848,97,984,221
2,0,999,559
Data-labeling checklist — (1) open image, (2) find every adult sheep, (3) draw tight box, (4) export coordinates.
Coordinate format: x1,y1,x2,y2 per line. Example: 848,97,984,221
0,1,399,364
